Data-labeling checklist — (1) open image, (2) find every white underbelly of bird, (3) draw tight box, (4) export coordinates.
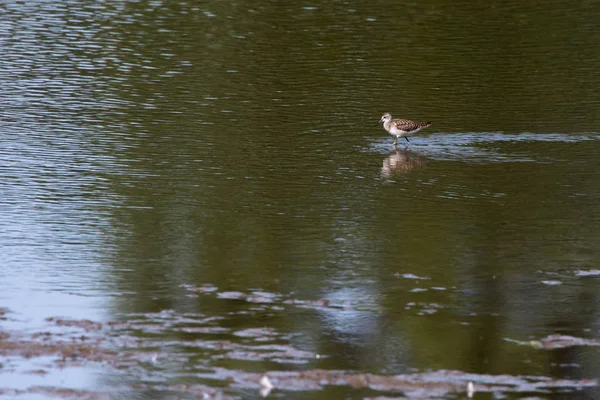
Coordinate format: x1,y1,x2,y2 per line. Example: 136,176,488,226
388,125,425,137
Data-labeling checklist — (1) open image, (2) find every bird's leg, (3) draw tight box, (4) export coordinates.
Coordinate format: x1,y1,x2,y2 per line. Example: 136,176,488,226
405,136,411,145
393,137,398,147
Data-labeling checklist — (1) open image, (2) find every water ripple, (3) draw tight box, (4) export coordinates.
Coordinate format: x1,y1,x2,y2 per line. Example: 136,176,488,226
369,132,599,163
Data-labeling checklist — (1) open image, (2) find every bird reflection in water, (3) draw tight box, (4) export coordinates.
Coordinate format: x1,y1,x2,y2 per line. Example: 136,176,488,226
381,149,427,177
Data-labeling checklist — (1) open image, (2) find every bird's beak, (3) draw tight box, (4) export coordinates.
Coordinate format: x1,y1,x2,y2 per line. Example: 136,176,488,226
374,118,383,126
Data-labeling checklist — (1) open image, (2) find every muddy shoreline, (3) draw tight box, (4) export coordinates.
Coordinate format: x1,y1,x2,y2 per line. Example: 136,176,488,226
1,306,597,399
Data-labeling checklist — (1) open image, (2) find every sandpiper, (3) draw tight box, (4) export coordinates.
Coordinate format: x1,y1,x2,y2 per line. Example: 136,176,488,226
375,112,431,146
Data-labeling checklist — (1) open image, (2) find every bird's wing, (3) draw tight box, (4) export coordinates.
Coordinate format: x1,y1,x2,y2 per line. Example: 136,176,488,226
393,119,428,131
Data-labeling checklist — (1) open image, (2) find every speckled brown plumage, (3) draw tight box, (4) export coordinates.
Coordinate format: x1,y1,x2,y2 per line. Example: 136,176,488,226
389,119,431,132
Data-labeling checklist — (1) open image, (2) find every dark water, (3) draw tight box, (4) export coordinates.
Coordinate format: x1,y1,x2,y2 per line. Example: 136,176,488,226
1,0,600,399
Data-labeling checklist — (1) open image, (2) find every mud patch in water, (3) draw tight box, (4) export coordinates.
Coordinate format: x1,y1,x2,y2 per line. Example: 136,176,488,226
1,386,108,400
0,299,598,399
506,334,600,349
200,368,596,398
181,283,372,312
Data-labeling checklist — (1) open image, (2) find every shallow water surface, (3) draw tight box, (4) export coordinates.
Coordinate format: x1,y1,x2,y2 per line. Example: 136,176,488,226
1,0,600,399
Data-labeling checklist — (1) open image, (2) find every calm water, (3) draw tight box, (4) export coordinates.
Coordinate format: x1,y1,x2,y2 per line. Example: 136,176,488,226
1,0,600,399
